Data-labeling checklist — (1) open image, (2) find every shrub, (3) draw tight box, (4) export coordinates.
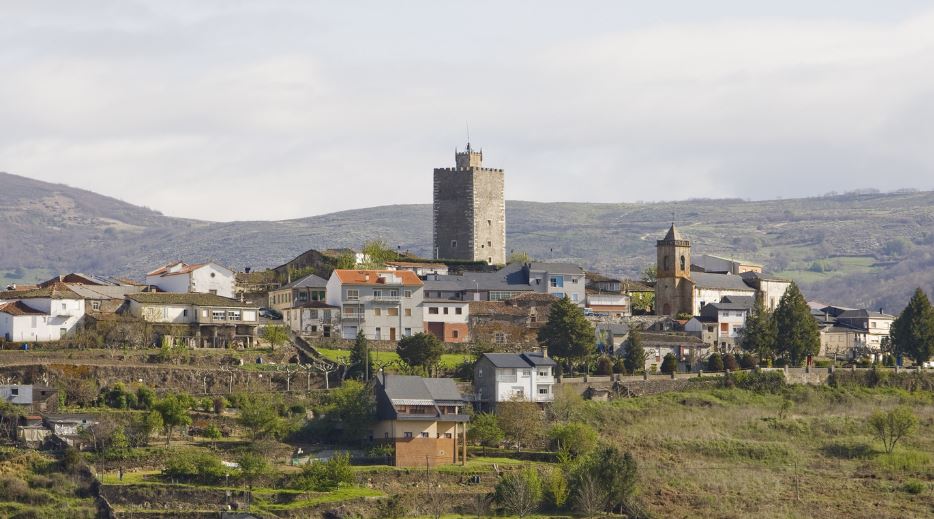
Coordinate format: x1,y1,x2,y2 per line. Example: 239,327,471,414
660,353,677,374
595,356,613,376
295,453,354,492
728,371,785,393
902,480,926,495
163,452,226,483
868,407,918,454
738,353,758,370
494,465,542,518
544,466,569,510
706,353,724,372
723,353,739,371
548,422,597,458
612,359,626,374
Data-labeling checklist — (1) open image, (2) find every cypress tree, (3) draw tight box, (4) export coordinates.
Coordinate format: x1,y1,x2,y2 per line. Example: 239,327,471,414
773,283,820,366
739,297,776,363
891,288,934,364
347,331,372,380
622,328,647,374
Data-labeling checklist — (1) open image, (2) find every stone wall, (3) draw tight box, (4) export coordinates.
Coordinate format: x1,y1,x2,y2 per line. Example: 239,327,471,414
394,437,456,467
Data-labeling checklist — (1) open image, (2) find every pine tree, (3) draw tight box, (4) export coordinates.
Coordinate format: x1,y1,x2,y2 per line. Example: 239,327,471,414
537,297,595,371
739,297,776,363
891,288,934,364
773,283,820,366
622,328,647,374
346,331,373,380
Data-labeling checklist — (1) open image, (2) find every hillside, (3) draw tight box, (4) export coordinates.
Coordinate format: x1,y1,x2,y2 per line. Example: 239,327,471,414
2,171,933,312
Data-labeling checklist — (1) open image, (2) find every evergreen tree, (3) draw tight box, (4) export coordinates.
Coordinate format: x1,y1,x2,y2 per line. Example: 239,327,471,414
537,297,595,371
660,353,677,374
739,297,776,362
706,352,724,372
891,288,934,364
773,283,820,366
346,331,373,380
396,332,443,375
622,328,647,374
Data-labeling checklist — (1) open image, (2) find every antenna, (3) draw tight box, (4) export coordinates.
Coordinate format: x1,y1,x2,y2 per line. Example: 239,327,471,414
466,121,471,149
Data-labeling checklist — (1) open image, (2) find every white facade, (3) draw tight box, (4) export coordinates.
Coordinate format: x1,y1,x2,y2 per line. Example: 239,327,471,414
326,270,425,340
146,262,236,298
693,287,755,316
473,353,556,406
0,298,84,342
422,302,470,324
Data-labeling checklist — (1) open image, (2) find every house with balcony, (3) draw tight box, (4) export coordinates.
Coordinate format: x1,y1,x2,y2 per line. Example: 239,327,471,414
284,301,340,338
526,263,586,305
126,292,259,347
372,374,469,467
326,270,425,340
685,296,755,352
473,352,557,409
145,261,236,299
268,274,328,313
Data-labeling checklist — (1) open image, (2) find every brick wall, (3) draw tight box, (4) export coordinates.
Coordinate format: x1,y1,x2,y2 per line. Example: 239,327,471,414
394,437,456,467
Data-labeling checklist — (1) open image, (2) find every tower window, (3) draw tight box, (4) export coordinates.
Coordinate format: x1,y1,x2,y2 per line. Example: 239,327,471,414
680,255,686,271
451,240,457,248
487,220,492,226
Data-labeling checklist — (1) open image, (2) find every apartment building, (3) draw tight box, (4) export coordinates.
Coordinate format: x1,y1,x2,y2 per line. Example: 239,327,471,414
325,270,425,340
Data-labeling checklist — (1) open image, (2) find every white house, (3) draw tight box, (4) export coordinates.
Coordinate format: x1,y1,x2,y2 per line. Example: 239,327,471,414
326,269,425,340
423,299,470,343
473,352,556,408
0,284,85,342
145,261,236,299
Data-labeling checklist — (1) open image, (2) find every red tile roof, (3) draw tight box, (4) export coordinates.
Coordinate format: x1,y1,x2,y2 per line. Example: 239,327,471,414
146,262,207,277
1,283,82,300
0,301,46,316
333,270,422,286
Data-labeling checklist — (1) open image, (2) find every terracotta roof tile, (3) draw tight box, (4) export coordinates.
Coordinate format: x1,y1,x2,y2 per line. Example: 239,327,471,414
333,270,422,286
0,301,46,316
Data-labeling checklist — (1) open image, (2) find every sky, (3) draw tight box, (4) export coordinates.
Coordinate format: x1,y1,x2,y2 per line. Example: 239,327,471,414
2,0,934,222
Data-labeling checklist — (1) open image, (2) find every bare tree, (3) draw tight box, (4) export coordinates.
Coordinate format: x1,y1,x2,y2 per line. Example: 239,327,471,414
574,472,608,519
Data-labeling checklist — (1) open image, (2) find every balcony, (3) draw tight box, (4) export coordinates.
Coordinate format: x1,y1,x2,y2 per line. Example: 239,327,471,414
371,295,401,303
342,314,365,322
495,375,518,383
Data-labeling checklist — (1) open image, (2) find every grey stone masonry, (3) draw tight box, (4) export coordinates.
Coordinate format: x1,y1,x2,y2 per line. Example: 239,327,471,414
433,144,506,265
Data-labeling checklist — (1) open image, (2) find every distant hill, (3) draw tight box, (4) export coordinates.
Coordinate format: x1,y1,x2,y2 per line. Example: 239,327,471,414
2,171,933,312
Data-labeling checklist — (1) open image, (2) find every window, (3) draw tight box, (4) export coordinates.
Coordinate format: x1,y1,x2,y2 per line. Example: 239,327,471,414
298,292,308,301
322,310,331,320
347,289,359,301
212,310,226,320
404,327,412,336
373,289,382,298
374,308,381,316
572,277,579,284
182,309,188,317
538,386,549,395
61,303,66,310
680,255,686,271
487,219,492,226
538,370,549,377
494,332,506,344
209,289,217,295
554,292,564,299
420,432,429,438
429,307,439,315
720,323,729,332
404,308,411,317
227,310,241,320
443,307,449,315
488,257,492,264
550,276,564,288
388,308,398,316
571,293,579,302
210,272,216,278
404,432,413,439
530,313,537,323
444,433,453,439
309,309,318,319
10,388,18,396
451,240,457,248
91,301,101,311
404,290,412,298
481,244,484,249
522,369,531,377
487,241,492,247
452,330,459,338
375,327,382,340
455,307,463,315
384,432,390,439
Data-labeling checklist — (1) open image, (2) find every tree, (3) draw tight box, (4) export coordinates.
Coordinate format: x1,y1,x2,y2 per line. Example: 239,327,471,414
108,425,129,464
773,283,820,366
237,393,284,441
312,380,375,444
706,353,724,372
548,422,597,459
396,333,443,374
739,297,777,363
623,328,647,374
496,398,544,450
537,297,595,371
468,413,504,453
153,394,192,446
508,251,531,264
723,352,739,371
263,325,289,351
640,265,657,284
550,383,585,423
574,471,608,518
237,452,270,495
359,240,398,269
544,466,569,510
295,453,354,495
868,407,918,454
594,356,613,375
493,465,542,518
891,288,934,365
585,445,638,514
660,353,677,374
346,331,373,380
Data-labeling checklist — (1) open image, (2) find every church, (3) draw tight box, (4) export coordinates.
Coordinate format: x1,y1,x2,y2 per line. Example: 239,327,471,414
654,224,791,317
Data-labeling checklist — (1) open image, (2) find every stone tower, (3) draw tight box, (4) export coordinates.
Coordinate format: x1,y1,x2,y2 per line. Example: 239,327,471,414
433,143,506,264
655,224,695,316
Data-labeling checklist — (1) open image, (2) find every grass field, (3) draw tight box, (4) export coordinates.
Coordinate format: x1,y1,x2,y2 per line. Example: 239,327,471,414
315,347,470,370
582,385,934,518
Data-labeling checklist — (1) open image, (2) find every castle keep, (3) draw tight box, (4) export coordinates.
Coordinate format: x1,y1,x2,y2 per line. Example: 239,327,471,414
432,143,506,264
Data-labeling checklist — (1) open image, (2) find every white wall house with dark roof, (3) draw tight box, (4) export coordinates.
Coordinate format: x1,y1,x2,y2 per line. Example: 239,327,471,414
0,285,85,342
145,261,235,298
526,263,586,305
473,352,557,407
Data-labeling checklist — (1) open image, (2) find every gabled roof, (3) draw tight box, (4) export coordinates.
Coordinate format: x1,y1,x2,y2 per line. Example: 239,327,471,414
279,274,328,290
480,352,557,368
332,270,422,286
528,262,585,275
65,284,143,300
127,293,256,308
1,283,82,300
721,295,756,307
740,271,790,283
468,301,527,317
691,272,755,291
508,292,558,304
837,309,895,320
147,262,233,278
378,375,464,404
0,301,46,316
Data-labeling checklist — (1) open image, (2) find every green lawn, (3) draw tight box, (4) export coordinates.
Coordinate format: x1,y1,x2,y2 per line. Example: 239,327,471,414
315,347,469,370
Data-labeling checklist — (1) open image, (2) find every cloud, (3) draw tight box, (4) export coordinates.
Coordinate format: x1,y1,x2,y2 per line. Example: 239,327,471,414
1,2,933,220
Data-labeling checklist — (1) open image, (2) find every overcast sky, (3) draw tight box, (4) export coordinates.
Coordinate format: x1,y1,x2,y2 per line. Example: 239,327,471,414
2,1,934,221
